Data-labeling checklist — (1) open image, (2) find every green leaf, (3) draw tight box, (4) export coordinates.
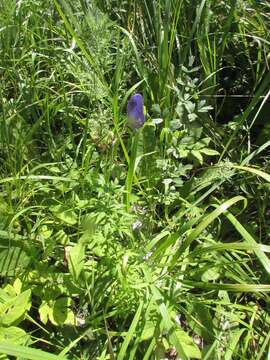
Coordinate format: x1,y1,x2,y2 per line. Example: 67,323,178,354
67,243,85,280
182,281,270,292
224,329,245,360
179,149,189,158
39,225,53,239
50,205,77,225
188,113,198,121
191,150,203,164
140,320,156,341
201,267,220,282
170,328,201,359
187,303,214,342
54,230,69,246
152,118,163,125
200,148,219,156
39,301,50,325
231,165,270,183
143,267,199,360
0,289,31,327
51,298,75,326
197,105,213,113
0,327,30,345
185,101,196,113
40,298,75,326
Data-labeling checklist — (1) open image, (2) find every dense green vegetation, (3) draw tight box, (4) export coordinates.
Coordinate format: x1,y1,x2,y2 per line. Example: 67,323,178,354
0,0,270,358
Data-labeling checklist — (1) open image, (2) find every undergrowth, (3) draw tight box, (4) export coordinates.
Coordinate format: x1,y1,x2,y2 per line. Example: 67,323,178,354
0,0,270,359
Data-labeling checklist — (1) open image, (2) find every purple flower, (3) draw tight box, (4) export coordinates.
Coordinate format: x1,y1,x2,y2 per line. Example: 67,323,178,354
127,93,145,129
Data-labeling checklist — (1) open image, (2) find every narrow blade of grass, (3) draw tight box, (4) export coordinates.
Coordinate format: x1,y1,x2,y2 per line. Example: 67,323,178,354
117,301,143,360
170,196,247,268
0,344,66,360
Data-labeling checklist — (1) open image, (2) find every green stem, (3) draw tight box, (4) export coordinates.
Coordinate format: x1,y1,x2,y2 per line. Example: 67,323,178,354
126,131,140,211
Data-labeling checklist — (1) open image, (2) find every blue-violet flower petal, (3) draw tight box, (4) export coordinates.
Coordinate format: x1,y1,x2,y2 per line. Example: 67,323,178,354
127,93,145,129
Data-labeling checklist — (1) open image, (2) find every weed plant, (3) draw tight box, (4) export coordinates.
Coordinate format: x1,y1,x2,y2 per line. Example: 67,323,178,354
0,0,270,359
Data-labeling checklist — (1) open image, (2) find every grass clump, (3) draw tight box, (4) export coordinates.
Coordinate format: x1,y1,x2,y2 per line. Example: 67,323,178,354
0,0,270,359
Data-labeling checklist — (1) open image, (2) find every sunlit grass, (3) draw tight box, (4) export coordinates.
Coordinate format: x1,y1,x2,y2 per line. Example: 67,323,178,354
0,0,270,359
